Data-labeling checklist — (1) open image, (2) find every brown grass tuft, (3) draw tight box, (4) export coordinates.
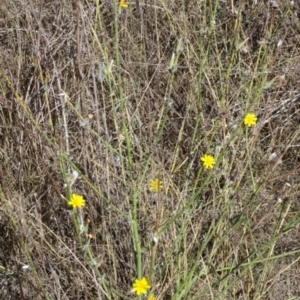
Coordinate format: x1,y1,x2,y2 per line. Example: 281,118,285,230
1,0,300,299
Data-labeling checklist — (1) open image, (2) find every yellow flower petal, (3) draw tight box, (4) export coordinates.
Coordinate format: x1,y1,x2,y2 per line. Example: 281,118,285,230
132,277,151,295
119,0,128,8
149,179,163,192
200,154,215,169
243,113,257,127
68,194,85,209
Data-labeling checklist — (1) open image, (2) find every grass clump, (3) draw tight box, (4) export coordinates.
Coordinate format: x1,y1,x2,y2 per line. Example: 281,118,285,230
0,0,300,299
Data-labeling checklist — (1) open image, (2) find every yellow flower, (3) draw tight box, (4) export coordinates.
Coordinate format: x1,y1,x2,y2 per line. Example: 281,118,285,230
200,154,215,169
244,113,257,127
68,193,85,209
119,0,128,8
148,294,157,300
132,277,151,295
149,179,163,192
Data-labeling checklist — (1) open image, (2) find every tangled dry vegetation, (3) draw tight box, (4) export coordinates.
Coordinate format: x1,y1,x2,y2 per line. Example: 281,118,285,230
1,0,300,299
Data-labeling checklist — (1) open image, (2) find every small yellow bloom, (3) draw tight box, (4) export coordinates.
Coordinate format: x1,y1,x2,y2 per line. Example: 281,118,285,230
148,294,157,300
200,154,215,169
68,193,85,209
149,179,163,192
243,113,257,127
132,277,151,295
119,0,128,8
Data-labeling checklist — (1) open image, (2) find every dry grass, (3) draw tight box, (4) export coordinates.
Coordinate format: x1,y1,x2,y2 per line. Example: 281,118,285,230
1,0,300,299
